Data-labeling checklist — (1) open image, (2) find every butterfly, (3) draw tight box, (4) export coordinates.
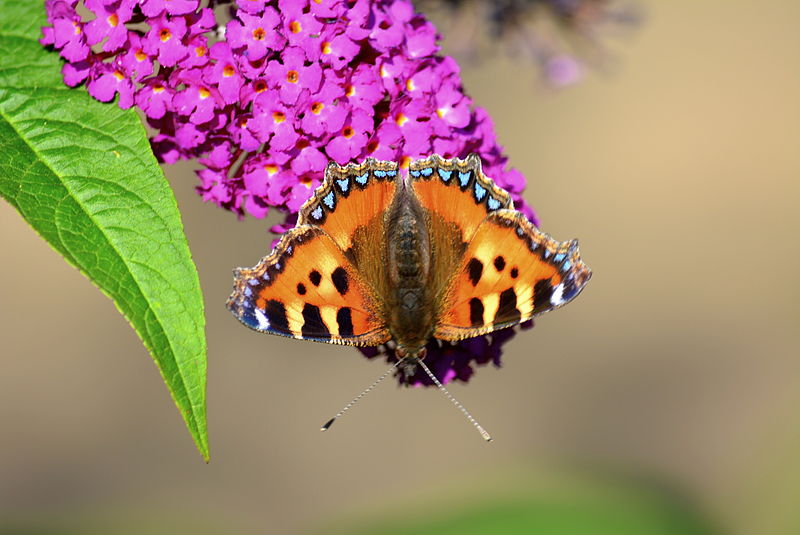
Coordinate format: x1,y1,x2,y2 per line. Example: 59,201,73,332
227,154,591,438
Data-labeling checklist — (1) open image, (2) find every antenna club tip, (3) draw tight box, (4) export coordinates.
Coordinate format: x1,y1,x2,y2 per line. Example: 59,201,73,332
321,418,336,431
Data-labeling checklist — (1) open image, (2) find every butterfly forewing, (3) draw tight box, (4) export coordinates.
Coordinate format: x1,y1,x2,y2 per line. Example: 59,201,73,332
299,158,399,252
409,154,513,243
227,225,390,346
434,209,591,341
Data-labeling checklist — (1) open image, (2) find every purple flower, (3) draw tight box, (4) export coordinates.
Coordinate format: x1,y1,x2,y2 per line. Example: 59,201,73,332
84,0,133,52
205,42,244,105
88,61,135,108
326,109,373,164
143,13,188,67
264,46,321,105
226,7,284,61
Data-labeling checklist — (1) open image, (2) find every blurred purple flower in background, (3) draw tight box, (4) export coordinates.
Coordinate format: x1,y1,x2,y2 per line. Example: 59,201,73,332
41,0,615,384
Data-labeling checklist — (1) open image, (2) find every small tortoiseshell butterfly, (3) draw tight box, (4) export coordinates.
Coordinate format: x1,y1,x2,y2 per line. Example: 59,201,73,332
227,154,591,439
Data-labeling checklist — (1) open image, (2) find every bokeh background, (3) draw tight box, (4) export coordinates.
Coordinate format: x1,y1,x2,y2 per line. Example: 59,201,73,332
2,0,799,533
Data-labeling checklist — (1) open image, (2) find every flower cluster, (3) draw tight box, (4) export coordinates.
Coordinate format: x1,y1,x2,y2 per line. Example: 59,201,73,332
41,0,536,224
360,321,533,386
418,0,638,87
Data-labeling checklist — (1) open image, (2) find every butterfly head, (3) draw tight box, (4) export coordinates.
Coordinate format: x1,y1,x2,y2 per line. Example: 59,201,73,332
395,346,427,379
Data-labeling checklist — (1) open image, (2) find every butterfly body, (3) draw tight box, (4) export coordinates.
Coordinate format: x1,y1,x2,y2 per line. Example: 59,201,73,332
228,155,591,366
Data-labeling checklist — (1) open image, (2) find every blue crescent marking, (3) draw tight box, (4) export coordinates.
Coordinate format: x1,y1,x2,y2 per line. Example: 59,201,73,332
543,249,551,259
516,226,524,236
323,191,335,209
438,169,452,182
355,172,369,185
263,273,270,281
474,182,487,202
374,170,387,178
458,171,471,187
311,206,323,220
487,197,501,210
275,262,281,270
529,240,538,251
410,170,421,178
248,278,259,286
562,259,572,271
420,167,433,177
553,253,566,263
336,178,349,192
386,169,397,177
244,287,252,297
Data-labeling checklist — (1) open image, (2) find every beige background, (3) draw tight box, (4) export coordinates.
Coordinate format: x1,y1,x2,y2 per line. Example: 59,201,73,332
1,1,799,533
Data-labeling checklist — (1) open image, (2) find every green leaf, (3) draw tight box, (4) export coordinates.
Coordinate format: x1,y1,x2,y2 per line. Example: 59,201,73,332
0,1,208,460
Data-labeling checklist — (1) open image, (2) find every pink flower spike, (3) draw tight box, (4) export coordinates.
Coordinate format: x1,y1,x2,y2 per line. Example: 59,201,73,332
135,77,173,119
62,59,90,87
51,17,90,62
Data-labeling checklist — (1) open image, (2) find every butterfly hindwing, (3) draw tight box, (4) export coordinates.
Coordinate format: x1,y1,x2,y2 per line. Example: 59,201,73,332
227,225,390,346
298,158,399,251
409,154,513,243
435,209,591,341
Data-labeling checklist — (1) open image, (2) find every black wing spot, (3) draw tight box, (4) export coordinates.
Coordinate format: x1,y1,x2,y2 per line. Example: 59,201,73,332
331,266,349,295
469,298,484,327
337,307,354,337
309,269,322,286
265,300,290,333
297,282,307,295
495,287,521,324
510,267,519,279
301,303,330,339
533,278,554,313
494,255,506,271
467,258,483,286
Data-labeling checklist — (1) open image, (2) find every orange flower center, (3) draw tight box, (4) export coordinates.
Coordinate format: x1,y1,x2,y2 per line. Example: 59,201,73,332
366,140,379,153
342,126,355,138
400,156,412,169
265,164,279,175
72,21,81,35
153,84,165,93
252,27,266,41
195,46,207,57
254,80,267,93
345,85,355,97
321,41,331,55
300,175,313,187
406,78,415,91
107,13,119,28
289,21,302,33
135,49,147,61
273,111,286,123
286,70,299,83
311,102,324,114
112,70,124,81
395,113,408,127
159,28,171,42
198,87,210,99
223,64,235,77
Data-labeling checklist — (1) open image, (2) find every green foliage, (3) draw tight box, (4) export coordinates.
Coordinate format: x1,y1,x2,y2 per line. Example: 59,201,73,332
0,0,208,460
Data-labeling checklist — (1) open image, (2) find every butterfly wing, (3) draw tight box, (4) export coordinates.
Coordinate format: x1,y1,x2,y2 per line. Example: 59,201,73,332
409,154,513,243
228,158,401,346
298,158,399,252
435,209,591,341
227,225,391,346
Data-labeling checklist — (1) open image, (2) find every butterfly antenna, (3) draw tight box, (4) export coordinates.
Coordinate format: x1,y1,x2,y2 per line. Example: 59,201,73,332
416,358,493,442
321,359,402,432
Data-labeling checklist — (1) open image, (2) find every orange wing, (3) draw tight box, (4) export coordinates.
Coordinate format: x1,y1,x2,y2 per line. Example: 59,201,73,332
298,158,399,251
409,154,513,243
227,225,390,345
435,209,591,341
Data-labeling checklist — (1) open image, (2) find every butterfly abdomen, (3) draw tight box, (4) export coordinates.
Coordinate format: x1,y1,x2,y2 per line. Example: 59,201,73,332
385,190,435,352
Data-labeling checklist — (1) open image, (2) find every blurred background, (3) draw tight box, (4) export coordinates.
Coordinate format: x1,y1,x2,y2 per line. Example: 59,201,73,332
2,0,799,533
